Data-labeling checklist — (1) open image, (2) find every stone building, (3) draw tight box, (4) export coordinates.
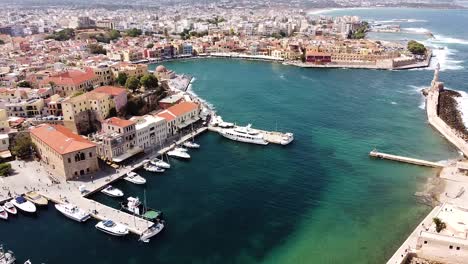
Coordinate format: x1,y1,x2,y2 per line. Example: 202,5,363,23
30,124,99,180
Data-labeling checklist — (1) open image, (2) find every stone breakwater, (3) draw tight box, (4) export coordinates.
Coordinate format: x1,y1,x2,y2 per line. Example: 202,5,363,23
438,89,468,140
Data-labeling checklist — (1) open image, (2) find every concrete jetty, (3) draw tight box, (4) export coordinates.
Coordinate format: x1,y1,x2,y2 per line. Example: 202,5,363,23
425,64,468,157
369,150,444,168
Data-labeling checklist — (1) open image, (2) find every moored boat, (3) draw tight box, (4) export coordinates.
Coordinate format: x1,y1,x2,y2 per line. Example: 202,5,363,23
144,164,165,173
95,220,129,237
2,202,16,215
101,185,124,197
139,220,165,242
24,191,48,206
55,203,91,222
167,148,191,159
280,132,294,145
218,124,268,145
183,141,200,149
120,197,162,221
124,172,146,184
0,206,8,220
0,245,16,264
150,158,170,169
11,196,36,213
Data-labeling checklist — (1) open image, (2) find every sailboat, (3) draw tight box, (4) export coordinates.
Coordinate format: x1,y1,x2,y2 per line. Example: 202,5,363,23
139,190,165,242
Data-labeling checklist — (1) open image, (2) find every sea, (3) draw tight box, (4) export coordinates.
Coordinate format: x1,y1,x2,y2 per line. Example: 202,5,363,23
2,8,468,264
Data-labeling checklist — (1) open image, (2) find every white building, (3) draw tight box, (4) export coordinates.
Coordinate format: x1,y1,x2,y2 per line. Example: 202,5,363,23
132,115,167,150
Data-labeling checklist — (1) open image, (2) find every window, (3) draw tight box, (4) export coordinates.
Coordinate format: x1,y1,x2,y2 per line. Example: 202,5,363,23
457,247,460,250
68,158,71,163
80,153,85,160
89,152,92,158
424,241,427,244
449,245,453,249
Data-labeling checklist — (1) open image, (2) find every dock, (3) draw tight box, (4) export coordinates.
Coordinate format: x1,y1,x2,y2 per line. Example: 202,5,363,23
369,150,444,168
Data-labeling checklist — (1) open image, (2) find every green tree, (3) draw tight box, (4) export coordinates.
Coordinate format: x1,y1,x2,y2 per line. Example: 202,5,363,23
11,133,33,159
109,29,121,40
126,28,142,37
407,40,427,55
146,43,154,49
17,81,31,87
0,163,11,177
125,76,140,93
71,91,85,97
116,72,128,86
433,217,447,233
0,39,4,45
46,28,75,41
140,74,159,90
88,43,106,55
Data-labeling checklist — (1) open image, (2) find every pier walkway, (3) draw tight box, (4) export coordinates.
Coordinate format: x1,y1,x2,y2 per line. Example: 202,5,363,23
369,150,444,168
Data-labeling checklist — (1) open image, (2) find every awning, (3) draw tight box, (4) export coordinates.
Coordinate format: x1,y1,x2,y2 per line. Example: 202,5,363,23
112,147,144,163
0,150,12,159
176,117,200,129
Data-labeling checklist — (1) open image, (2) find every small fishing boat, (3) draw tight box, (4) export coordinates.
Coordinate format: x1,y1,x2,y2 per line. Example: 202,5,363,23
139,220,165,242
150,158,170,169
2,202,16,215
55,203,91,222
124,172,146,185
95,220,129,237
0,206,8,220
144,164,165,173
0,245,16,264
167,148,190,159
101,185,124,197
183,141,200,149
120,197,162,221
11,196,36,213
24,191,48,206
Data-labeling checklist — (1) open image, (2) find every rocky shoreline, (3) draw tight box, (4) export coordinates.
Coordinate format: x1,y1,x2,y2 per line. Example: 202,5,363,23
437,89,468,140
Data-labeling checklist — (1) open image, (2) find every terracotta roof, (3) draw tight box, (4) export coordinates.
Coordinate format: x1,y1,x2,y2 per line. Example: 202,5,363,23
92,86,127,96
166,102,199,117
102,117,135,128
30,124,96,155
44,68,96,86
156,111,176,122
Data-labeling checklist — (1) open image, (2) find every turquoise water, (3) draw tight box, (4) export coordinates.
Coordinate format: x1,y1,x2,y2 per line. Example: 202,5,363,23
2,8,468,264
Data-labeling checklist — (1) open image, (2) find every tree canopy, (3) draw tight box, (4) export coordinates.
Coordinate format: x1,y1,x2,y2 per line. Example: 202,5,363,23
0,39,5,45
433,217,447,233
88,43,106,55
125,76,141,93
17,80,31,87
0,163,11,177
348,22,369,39
11,133,33,159
407,40,427,55
46,28,75,41
109,29,121,40
146,43,154,49
126,28,143,37
140,74,159,90
116,72,128,86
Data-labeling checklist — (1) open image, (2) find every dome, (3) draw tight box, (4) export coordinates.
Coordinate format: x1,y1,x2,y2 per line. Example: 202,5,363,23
155,65,167,73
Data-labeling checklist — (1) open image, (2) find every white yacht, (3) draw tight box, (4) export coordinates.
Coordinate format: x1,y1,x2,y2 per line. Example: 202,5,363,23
144,164,165,173
219,124,268,145
124,172,146,185
55,203,91,222
2,202,16,215
167,148,191,159
95,220,129,237
183,141,200,149
139,221,165,242
101,185,124,197
120,197,162,221
0,245,16,264
280,133,294,145
150,158,170,169
0,206,8,220
11,196,36,213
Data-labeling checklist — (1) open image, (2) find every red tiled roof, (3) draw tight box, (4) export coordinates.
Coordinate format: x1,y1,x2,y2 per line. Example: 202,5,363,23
92,86,127,96
102,117,135,128
166,102,199,117
156,111,176,122
44,68,96,86
30,124,96,155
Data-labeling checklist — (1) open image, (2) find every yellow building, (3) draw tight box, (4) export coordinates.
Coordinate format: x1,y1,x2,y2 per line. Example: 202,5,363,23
0,109,10,132
110,62,148,79
62,92,114,134
30,124,99,180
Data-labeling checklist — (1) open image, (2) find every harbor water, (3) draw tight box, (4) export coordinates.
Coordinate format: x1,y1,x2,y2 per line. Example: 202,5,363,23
2,8,468,264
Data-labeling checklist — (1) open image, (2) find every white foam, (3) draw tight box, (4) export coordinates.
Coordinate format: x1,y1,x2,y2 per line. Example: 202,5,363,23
375,18,428,24
430,35,468,45
186,83,216,111
429,46,465,71
455,90,468,129
406,85,426,110
391,101,398,105
403,27,430,34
